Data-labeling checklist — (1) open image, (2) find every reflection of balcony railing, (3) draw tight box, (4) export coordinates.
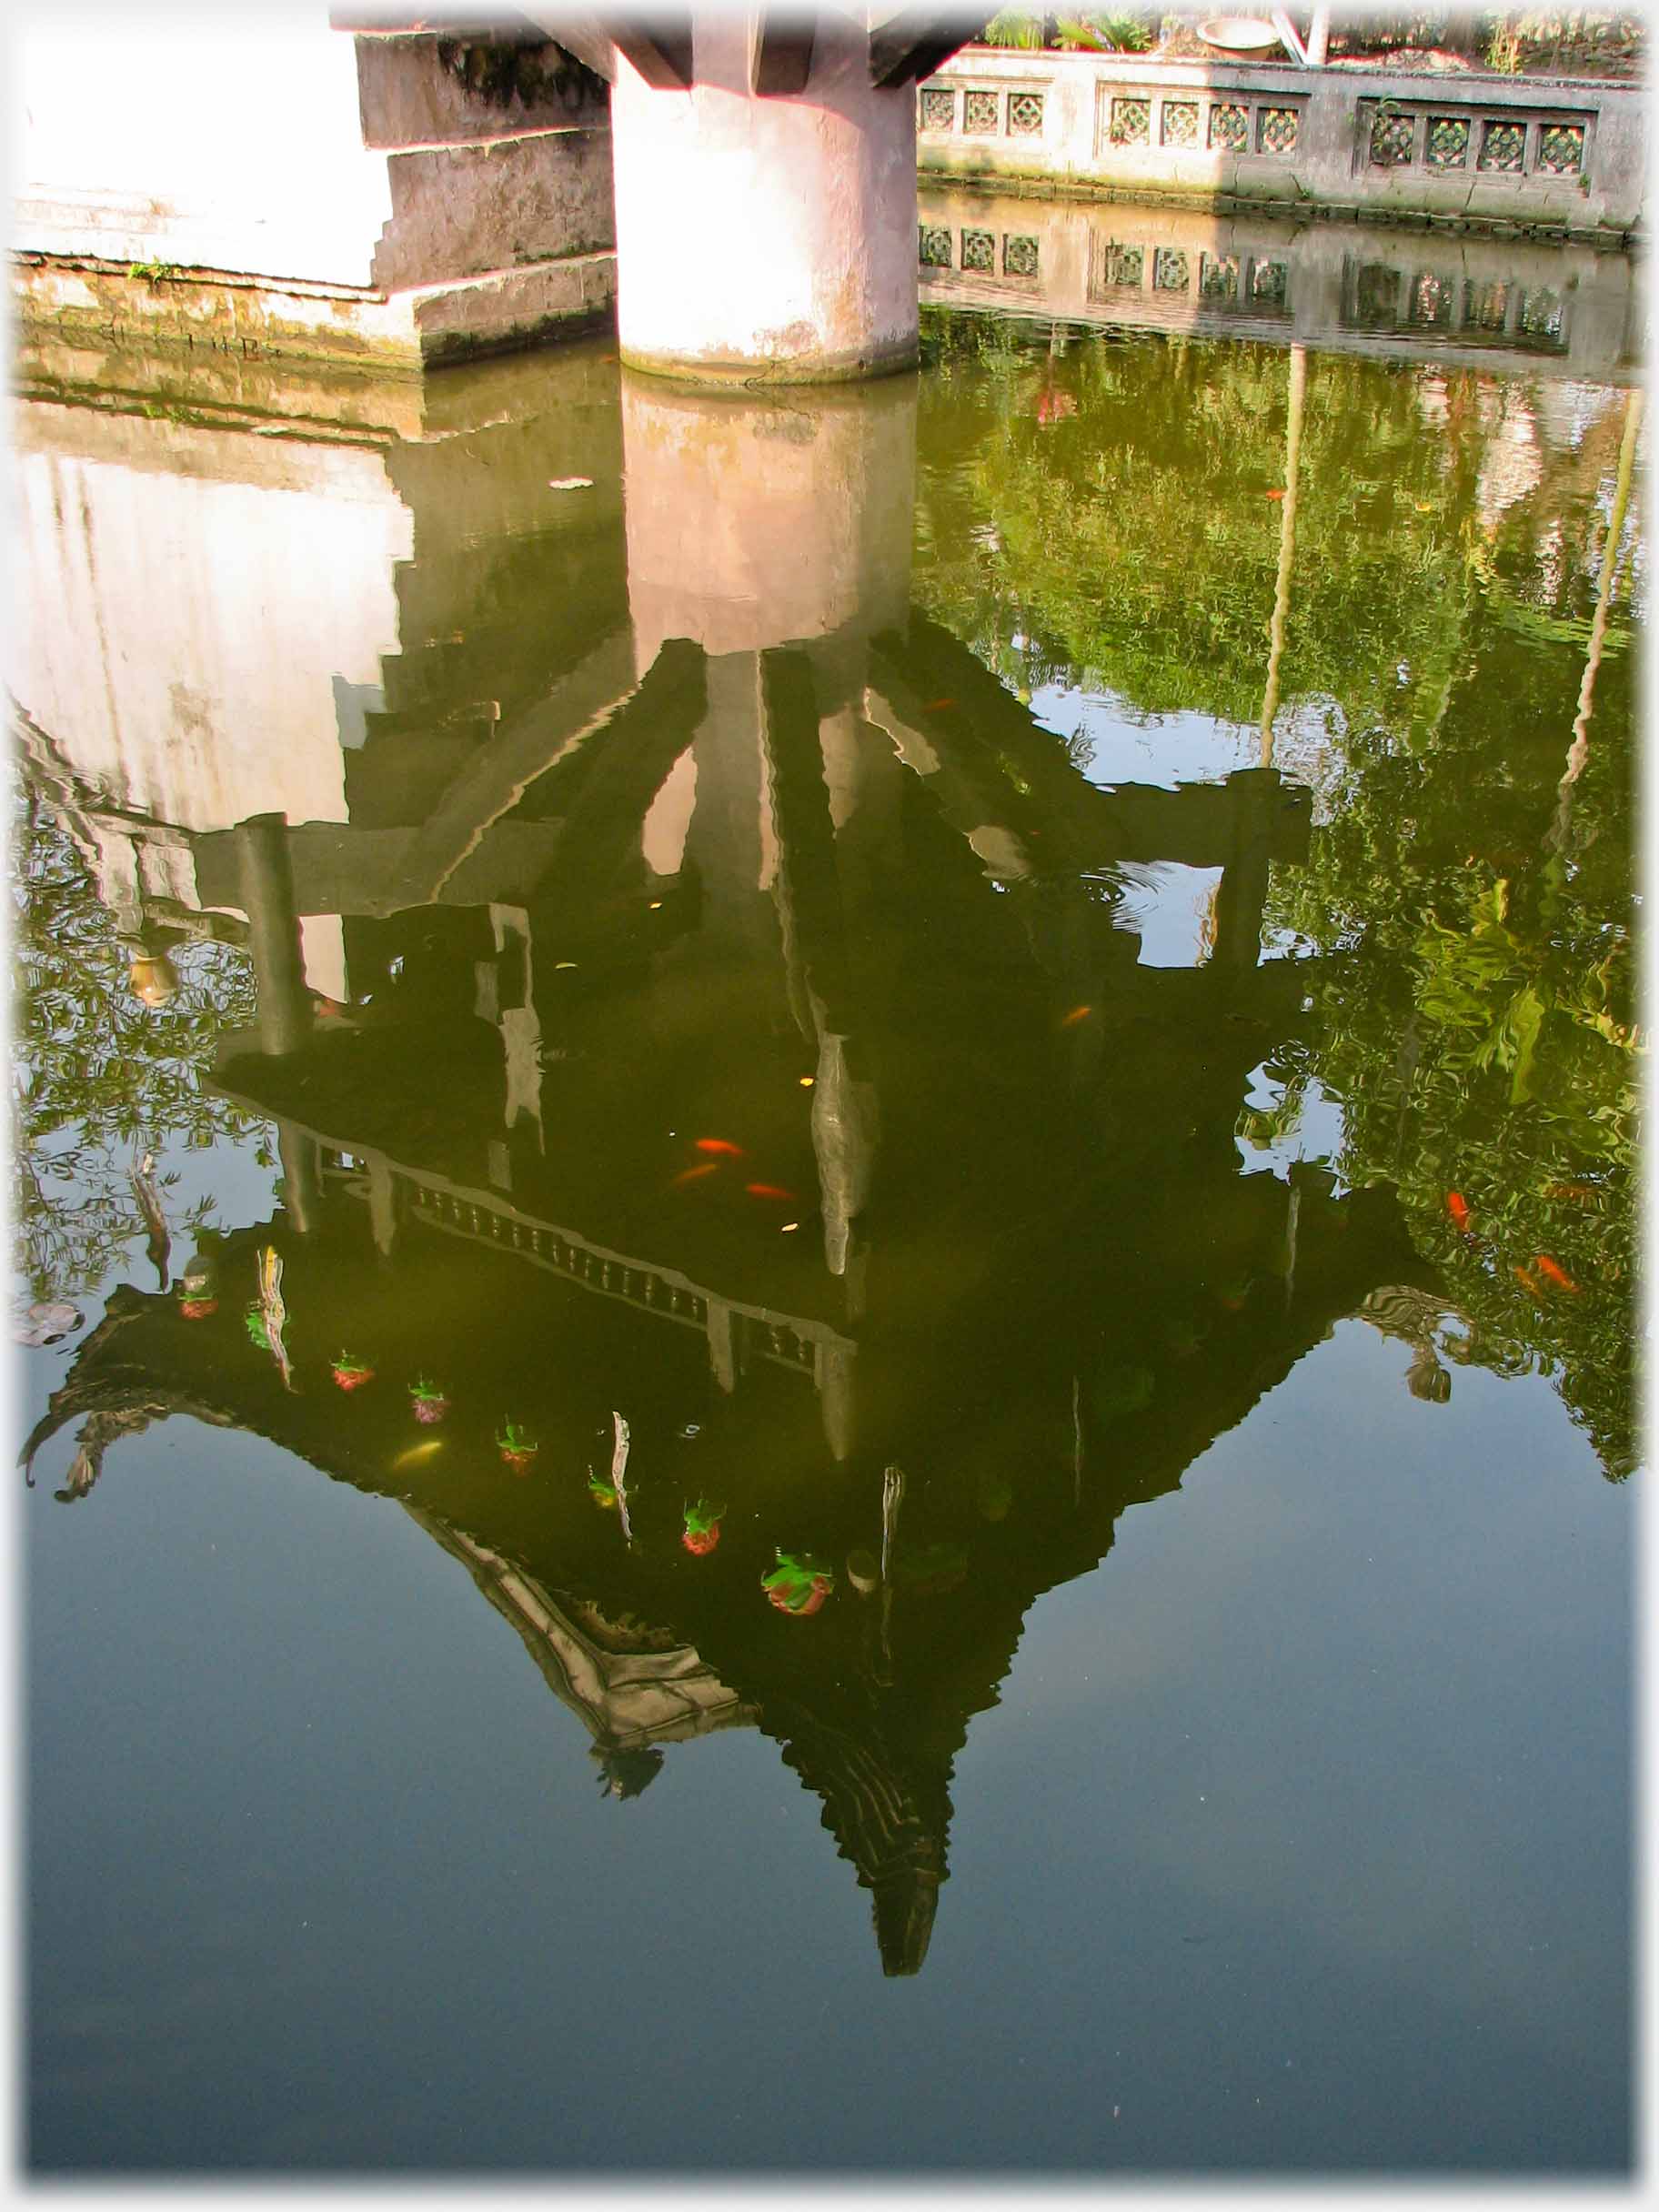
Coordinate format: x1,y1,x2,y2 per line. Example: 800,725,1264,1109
402,1176,832,1381
1342,259,1570,355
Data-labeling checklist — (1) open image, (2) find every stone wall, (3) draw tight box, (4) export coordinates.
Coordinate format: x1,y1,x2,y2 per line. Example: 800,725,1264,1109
918,47,1644,245
13,15,616,370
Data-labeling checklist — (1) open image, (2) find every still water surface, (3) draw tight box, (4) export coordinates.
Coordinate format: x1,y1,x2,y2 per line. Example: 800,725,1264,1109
13,301,1640,2173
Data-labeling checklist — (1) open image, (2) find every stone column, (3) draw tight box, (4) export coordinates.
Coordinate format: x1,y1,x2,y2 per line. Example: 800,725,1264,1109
608,9,919,385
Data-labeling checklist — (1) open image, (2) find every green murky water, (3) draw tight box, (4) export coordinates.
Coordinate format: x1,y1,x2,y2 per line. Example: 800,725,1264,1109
13,307,1640,2173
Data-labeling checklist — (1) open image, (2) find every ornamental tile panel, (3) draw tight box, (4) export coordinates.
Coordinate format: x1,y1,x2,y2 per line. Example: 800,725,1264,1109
1259,106,1300,156
1200,253,1238,300
1110,96,1151,147
918,225,952,267
963,89,1000,135
1208,101,1249,151
920,88,955,133
1537,123,1584,174
1101,240,1145,287
1464,278,1510,329
1003,234,1040,277
1008,91,1044,136
960,228,996,272
1370,110,1414,166
1153,247,1190,293
1161,100,1200,147
1478,119,1525,172
1425,116,1470,168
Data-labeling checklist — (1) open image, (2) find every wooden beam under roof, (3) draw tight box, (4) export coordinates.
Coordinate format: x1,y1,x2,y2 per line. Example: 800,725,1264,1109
607,9,696,86
749,8,816,95
868,5,987,88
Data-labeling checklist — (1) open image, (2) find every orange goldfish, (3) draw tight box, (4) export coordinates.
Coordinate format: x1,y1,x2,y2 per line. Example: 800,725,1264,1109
1060,1005,1092,1028
1513,1263,1543,1297
746,1182,797,1202
1446,1191,1471,1233
923,698,955,713
695,1138,744,1157
670,1163,719,1188
1265,488,1285,501
1533,1253,1583,1295
1544,1181,1597,1205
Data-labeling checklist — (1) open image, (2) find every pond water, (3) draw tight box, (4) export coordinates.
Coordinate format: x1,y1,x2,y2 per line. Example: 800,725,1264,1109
12,297,1640,2176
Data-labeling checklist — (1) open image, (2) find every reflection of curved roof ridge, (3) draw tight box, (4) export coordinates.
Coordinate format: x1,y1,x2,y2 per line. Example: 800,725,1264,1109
770,1699,948,1978
409,1508,756,1757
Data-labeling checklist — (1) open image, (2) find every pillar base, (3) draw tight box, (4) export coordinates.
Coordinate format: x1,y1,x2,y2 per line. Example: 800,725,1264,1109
618,332,918,388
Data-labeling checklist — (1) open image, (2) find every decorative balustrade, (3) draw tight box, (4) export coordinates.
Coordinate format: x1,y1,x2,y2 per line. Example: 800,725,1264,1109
917,47,1643,241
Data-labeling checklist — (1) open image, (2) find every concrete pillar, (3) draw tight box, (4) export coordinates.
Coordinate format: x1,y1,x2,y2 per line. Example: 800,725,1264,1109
608,11,919,385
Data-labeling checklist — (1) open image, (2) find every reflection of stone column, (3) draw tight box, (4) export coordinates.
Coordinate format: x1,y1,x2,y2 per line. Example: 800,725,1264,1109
812,1032,878,1280
706,1299,738,1393
367,1152,399,1260
608,14,919,386
620,368,915,673
236,813,312,1057
276,1118,322,1235
1210,769,1282,974
816,1336,858,1463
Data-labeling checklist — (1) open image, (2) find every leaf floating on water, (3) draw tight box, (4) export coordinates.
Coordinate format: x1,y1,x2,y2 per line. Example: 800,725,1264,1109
548,477,594,490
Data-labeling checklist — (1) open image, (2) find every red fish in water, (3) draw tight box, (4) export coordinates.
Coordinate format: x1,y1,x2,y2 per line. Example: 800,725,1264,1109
1035,390,1077,425
1544,1181,1598,1205
746,1182,797,1202
923,699,955,713
695,1138,743,1157
1513,1263,1543,1298
1533,1253,1583,1295
1445,1191,1471,1233
1060,1005,1092,1028
1265,488,1286,501
671,1162,720,1188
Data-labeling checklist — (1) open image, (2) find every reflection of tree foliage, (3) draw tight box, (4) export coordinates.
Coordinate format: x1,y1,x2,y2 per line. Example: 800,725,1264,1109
11,773,272,1302
914,313,1637,735
916,313,1640,1479
1259,462,1640,1482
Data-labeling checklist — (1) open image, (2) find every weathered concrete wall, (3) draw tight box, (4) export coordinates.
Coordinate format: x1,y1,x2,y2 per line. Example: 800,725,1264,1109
918,48,1644,244
918,182,1644,384
14,14,617,369
609,9,919,384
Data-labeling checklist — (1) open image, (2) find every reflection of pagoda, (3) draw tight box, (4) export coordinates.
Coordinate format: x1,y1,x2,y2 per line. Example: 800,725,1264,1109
15,340,1441,1976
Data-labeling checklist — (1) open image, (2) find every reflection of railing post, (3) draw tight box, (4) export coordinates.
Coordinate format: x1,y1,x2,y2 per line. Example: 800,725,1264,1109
235,812,312,1057
1259,343,1307,765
